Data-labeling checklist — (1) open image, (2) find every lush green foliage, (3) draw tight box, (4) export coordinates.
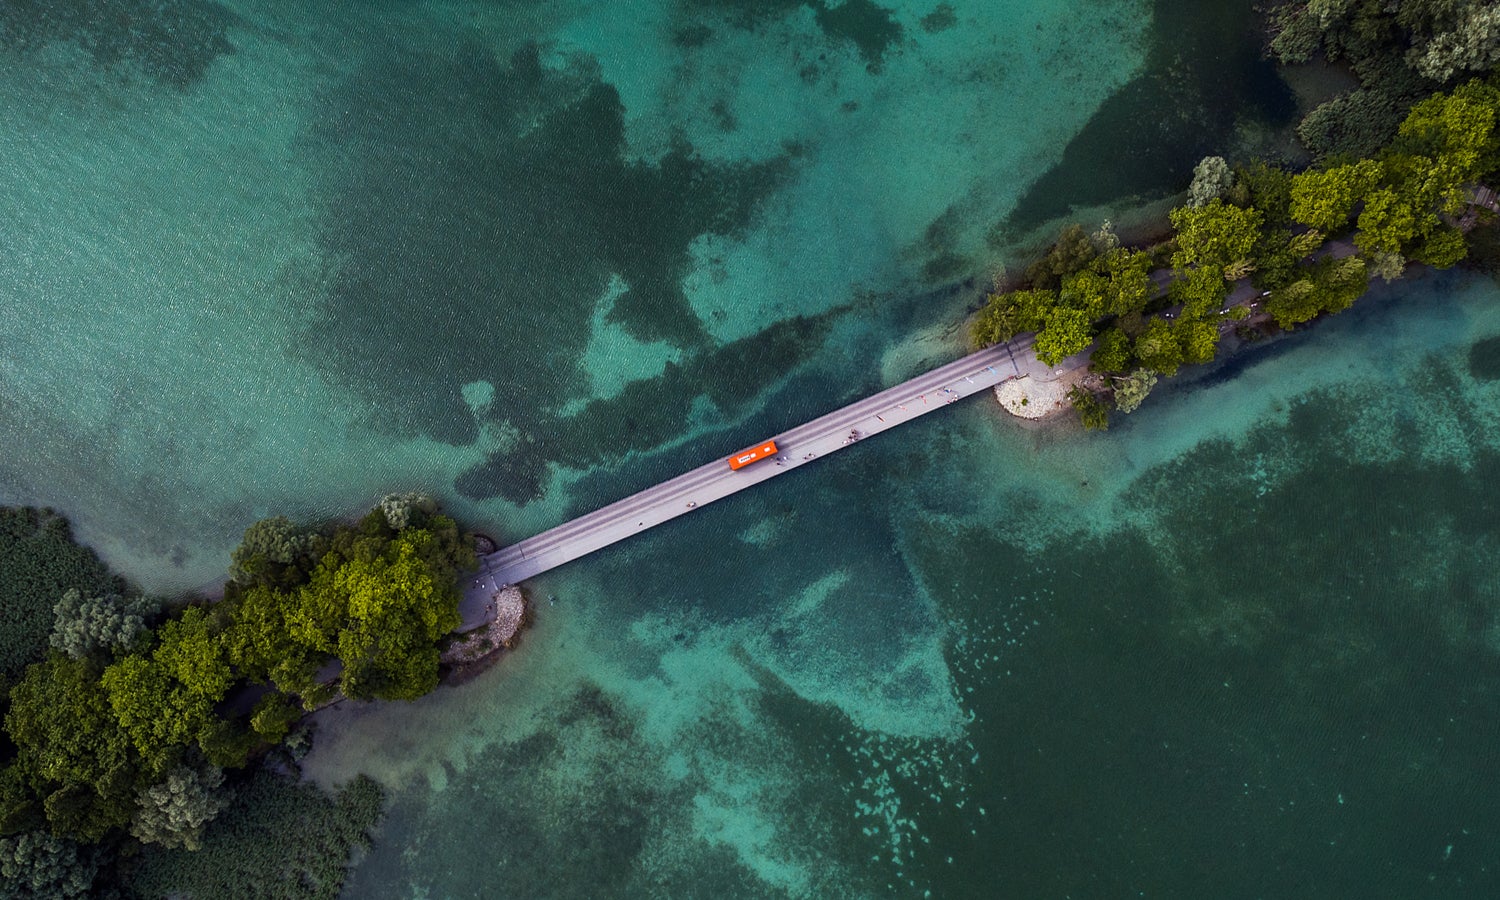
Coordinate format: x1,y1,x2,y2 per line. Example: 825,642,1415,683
124,771,384,900
227,516,313,591
128,763,228,851
0,829,99,899
50,589,155,661
971,75,1500,424
1112,369,1159,414
1034,307,1095,366
1271,0,1500,161
973,231,1157,359
1170,200,1264,272
1089,327,1135,374
3,655,139,840
1187,156,1233,207
0,508,126,680
1,496,469,853
1290,160,1383,233
229,504,472,704
1022,223,1099,289
1067,386,1110,430
1132,318,1188,377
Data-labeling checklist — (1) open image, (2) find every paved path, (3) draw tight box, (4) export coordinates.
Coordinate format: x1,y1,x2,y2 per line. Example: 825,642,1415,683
461,333,1061,621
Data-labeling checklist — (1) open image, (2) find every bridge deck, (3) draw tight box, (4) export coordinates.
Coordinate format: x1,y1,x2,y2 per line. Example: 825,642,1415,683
461,335,1054,623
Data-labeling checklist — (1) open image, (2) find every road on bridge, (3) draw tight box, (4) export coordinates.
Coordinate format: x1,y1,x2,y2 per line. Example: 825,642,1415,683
461,333,1056,621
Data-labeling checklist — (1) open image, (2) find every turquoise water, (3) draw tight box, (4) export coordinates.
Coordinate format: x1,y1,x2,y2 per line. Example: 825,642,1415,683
6,1,1500,897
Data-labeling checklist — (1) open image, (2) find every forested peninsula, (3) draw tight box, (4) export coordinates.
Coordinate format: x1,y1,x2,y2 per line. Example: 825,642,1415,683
0,497,476,897
972,2,1500,428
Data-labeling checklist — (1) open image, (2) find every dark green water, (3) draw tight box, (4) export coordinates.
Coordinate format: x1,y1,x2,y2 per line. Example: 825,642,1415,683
5,0,1500,897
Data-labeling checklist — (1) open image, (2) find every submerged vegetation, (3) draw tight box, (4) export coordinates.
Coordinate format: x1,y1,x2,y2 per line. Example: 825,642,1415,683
0,508,127,682
0,497,473,896
974,72,1500,428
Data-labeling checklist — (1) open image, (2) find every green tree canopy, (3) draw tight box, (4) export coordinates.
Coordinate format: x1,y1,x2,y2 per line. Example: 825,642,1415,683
1290,160,1383,233
1058,269,1108,319
1134,318,1187,377
1067,386,1110,430
129,763,228,851
49,590,154,661
1033,307,1095,367
1394,79,1500,177
101,606,235,770
1024,224,1099,289
4,656,139,840
0,508,126,680
1170,264,1231,321
228,516,315,591
1089,327,1135,374
1112,369,1159,414
1170,200,1265,271
293,529,462,702
1100,248,1156,316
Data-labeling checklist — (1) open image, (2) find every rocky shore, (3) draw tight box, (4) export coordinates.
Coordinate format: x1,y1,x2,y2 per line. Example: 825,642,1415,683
441,584,530,682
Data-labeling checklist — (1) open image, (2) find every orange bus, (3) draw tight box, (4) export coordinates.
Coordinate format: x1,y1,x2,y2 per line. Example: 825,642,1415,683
728,440,778,470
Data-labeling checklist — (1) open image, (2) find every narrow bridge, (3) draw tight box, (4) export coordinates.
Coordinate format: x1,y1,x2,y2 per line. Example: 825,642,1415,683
461,334,1052,620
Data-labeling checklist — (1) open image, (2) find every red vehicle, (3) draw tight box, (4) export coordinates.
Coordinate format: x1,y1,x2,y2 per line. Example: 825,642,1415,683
728,440,778,470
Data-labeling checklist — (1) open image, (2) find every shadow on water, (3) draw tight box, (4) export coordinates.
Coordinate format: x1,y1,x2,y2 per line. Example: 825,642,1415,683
1002,0,1296,235
300,38,792,454
0,0,236,88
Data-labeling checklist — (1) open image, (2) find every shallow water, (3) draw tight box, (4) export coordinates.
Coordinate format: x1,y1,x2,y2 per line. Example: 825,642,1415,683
7,0,1500,897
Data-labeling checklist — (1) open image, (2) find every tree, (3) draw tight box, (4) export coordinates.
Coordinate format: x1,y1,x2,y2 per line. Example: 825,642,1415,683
1187,156,1234,207
1297,89,1406,161
229,516,313,589
4,656,139,840
1134,318,1187,376
1100,248,1155,316
1170,200,1264,271
101,606,234,769
0,507,125,680
1290,160,1382,233
1267,256,1371,327
1355,186,1427,255
1067,386,1110,430
1412,8,1500,82
223,585,327,704
970,289,1056,346
1236,161,1296,227
971,294,1022,346
1265,279,1321,328
1009,288,1061,334
124,771,384,900
1112,369,1158,414
1394,79,1500,177
378,493,437,531
1089,327,1134,373
292,529,462,702
1176,319,1221,365
249,693,302,744
130,763,228,851
1367,249,1407,281
1025,224,1099,289
49,589,154,660
0,830,99,899
1412,223,1468,267
1059,269,1109,319
1034,307,1095,366
1171,264,1231,320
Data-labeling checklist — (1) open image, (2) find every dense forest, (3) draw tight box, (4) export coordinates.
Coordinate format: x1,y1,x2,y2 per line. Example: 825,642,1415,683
972,2,1500,427
0,496,474,898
